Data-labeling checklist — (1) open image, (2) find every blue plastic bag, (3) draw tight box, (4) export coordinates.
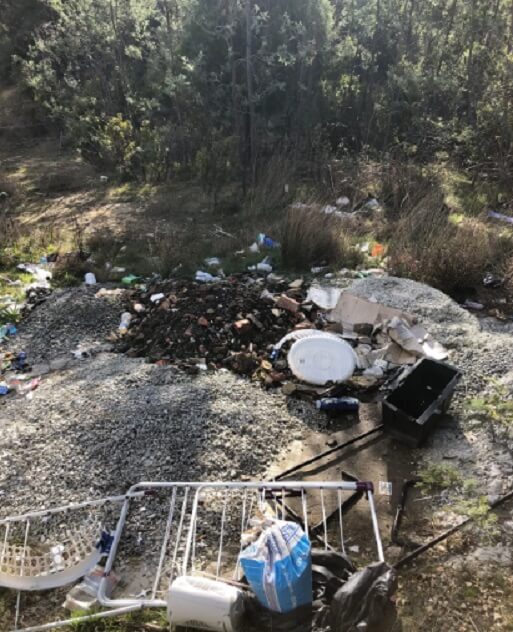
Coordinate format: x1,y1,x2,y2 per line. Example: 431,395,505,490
239,520,312,613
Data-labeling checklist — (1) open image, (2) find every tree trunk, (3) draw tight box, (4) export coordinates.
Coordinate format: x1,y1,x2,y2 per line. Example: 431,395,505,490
406,0,415,59
245,0,256,187
509,0,513,52
436,0,458,76
466,0,477,124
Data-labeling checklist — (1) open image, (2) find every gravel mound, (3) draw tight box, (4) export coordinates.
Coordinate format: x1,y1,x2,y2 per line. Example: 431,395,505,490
349,276,513,393
0,352,321,516
8,286,122,363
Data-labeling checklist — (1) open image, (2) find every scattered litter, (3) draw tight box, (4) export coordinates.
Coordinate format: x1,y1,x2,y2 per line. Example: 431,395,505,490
464,299,484,311
322,204,340,215
363,360,388,378
122,274,139,286
336,196,350,207
204,257,221,267
249,242,260,254
315,397,359,412
0,323,17,341
17,263,52,288
111,266,126,274
306,285,343,310
195,271,221,283
330,293,414,329
288,335,356,385
379,481,393,496
371,243,385,258
7,376,41,397
386,317,448,361
95,288,125,298
365,197,380,210
311,266,328,274
64,566,119,612
249,256,273,273
84,273,97,286
257,233,280,249
348,545,360,554
150,293,165,303
167,576,244,632
71,344,97,359
330,562,397,632
239,519,312,613
0,383,9,396
488,210,513,225
483,272,504,288
118,312,132,335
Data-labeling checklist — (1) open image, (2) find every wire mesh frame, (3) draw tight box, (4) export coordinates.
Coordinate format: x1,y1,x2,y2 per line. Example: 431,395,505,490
6,480,384,632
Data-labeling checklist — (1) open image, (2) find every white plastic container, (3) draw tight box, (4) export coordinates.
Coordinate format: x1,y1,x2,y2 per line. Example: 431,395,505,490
118,312,132,334
84,272,97,285
287,336,356,385
167,575,244,632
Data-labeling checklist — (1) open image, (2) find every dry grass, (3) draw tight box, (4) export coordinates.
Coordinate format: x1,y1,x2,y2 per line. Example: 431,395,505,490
388,193,508,292
281,205,363,270
380,160,440,220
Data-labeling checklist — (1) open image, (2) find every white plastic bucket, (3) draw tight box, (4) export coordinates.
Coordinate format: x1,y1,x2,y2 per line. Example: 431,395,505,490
167,575,244,631
287,336,356,385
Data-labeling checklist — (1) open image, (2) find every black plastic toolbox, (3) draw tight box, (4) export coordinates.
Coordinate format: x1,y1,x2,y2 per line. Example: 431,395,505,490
382,358,462,447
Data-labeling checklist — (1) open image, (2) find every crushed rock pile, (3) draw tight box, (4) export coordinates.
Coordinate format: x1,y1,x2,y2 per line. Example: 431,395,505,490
0,353,324,517
6,286,122,364
349,276,513,394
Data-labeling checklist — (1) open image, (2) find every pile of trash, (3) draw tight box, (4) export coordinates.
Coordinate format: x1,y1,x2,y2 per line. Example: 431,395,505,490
120,274,449,394
117,274,312,377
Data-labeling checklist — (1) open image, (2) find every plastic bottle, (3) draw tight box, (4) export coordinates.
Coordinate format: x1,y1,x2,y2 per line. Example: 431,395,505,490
118,312,132,334
315,397,359,412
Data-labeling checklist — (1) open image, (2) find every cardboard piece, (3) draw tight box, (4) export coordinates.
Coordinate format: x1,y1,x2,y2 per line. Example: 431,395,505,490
330,293,415,329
